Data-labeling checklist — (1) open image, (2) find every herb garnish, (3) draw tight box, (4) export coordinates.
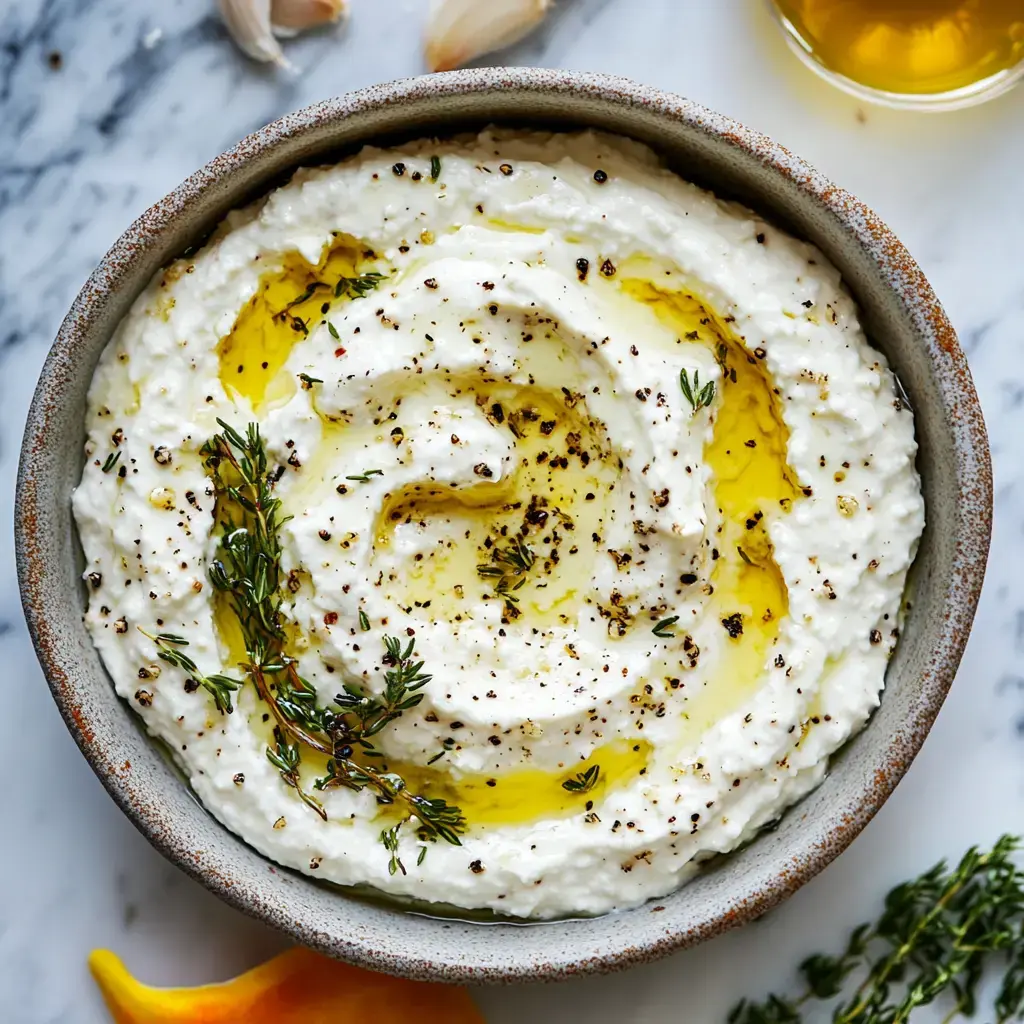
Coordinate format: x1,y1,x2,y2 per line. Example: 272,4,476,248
285,281,328,311
730,835,1024,1024
381,822,407,876
680,367,716,414
327,320,340,339
334,271,385,300
345,469,384,482
145,418,465,862
477,535,535,619
333,634,432,740
430,155,441,182
101,450,122,473
562,764,600,794
267,727,325,818
138,629,241,714
652,615,679,638
297,373,323,389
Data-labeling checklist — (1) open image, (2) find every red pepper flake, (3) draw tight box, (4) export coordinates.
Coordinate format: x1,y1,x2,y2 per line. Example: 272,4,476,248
334,347,347,357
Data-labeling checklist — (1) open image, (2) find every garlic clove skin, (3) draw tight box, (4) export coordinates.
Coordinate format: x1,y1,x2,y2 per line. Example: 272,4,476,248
425,0,553,73
271,0,349,36
218,0,291,67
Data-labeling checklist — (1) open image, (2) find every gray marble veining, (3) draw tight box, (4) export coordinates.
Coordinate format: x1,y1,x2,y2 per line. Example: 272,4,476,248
1,1,1022,1021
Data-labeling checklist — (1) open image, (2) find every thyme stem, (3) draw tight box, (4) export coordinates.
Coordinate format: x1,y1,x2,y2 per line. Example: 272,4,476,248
151,419,468,863
729,835,1024,1024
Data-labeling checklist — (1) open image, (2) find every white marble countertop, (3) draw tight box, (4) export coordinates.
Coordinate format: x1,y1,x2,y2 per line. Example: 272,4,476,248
2,1,1022,1021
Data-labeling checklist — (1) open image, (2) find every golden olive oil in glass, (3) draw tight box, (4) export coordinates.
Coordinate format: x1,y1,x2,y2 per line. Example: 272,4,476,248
770,0,1024,107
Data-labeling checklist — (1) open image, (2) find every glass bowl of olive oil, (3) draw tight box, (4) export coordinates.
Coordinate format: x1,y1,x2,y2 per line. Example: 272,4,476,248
768,0,1024,109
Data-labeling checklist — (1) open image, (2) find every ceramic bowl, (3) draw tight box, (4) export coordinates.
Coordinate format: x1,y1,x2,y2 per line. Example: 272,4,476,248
15,69,991,982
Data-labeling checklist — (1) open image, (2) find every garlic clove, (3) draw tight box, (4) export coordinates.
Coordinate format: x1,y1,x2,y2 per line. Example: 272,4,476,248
425,0,552,73
271,0,348,34
218,0,291,67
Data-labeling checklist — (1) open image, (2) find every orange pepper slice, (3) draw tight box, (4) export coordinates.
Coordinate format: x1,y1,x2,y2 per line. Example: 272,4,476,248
89,947,485,1024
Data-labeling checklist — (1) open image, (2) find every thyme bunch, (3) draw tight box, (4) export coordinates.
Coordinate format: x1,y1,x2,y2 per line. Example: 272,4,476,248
150,419,465,857
730,835,1024,1024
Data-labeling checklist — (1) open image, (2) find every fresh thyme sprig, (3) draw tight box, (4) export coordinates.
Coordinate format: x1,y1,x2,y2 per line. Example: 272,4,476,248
282,271,384,313
381,822,407,876
138,629,241,714
730,835,1024,1024
334,634,431,739
334,271,385,300
182,418,465,860
562,764,600,794
478,535,535,619
267,727,326,820
680,367,716,414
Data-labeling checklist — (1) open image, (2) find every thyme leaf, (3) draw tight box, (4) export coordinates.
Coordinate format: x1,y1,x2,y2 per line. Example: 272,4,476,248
283,281,328,311
101,450,122,473
652,615,679,638
430,155,441,182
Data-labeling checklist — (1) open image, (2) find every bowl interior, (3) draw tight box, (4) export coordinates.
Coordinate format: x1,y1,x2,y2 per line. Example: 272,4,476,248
15,69,990,982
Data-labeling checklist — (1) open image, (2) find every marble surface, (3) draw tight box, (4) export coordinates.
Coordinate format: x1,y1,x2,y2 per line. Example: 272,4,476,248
2,0,1023,1020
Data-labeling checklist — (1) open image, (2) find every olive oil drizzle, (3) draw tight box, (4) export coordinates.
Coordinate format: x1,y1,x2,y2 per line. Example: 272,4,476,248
204,248,801,835
217,234,383,409
620,280,800,737
373,379,619,631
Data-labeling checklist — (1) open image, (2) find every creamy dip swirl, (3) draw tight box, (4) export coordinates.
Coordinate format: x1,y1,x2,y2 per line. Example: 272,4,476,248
73,130,924,918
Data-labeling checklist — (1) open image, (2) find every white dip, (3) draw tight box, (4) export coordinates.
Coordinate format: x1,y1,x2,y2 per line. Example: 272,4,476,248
73,130,924,919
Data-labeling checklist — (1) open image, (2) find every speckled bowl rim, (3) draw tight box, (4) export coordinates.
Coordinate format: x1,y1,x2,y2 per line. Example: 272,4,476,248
16,69,991,982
